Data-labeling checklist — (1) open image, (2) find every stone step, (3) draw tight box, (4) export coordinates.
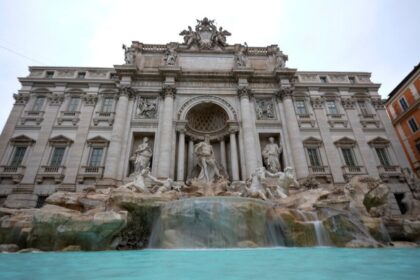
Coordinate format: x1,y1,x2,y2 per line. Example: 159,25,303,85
12,186,33,194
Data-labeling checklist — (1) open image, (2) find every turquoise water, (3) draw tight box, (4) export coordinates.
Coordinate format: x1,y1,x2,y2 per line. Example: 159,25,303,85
1,248,419,280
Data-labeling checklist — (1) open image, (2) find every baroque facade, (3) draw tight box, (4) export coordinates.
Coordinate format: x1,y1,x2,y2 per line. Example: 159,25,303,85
0,18,412,209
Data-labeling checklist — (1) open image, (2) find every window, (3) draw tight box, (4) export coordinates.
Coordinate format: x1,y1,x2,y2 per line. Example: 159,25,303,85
399,98,409,111
46,71,54,79
326,100,338,114
320,76,327,83
408,118,418,133
358,100,370,116
10,146,27,167
50,147,65,167
349,77,355,84
88,148,103,167
375,147,390,167
78,72,86,79
307,148,322,167
110,73,117,80
295,100,307,115
341,148,356,166
32,96,45,112
102,97,114,113
67,97,80,112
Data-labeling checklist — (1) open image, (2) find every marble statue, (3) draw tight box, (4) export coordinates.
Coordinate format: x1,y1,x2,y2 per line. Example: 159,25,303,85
214,27,231,47
235,43,248,67
136,97,157,119
121,168,152,193
122,44,135,64
179,26,197,47
164,46,177,66
131,137,153,173
194,135,221,182
275,51,288,69
267,167,299,197
147,173,180,194
245,167,269,200
262,137,282,173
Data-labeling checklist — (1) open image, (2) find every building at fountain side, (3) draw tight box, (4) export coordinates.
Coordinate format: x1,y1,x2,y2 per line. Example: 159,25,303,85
0,18,413,211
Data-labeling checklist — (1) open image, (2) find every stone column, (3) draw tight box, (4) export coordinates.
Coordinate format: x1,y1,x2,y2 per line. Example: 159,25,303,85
102,87,131,184
21,93,64,185
187,138,194,177
0,93,29,162
276,97,293,167
156,85,176,178
220,137,227,169
311,96,345,183
176,129,186,182
238,86,259,178
229,128,240,181
278,87,309,179
62,94,97,186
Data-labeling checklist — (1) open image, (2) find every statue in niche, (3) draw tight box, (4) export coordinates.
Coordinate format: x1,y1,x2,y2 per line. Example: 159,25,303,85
136,97,157,119
235,42,248,67
194,135,221,183
164,45,177,66
122,44,136,64
262,137,282,173
131,137,153,173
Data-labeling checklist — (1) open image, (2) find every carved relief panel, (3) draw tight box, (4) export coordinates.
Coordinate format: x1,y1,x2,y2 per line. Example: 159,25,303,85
255,98,275,120
135,97,158,119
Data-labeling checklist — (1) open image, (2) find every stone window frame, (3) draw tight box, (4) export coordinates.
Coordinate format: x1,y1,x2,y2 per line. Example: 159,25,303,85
322,92,344,117
98,92,118,114
64,89,84,113
292,92,311,116
334,137,361,167
85,136,109,167
368,137,395,167
2,135,36,167
302,137,327,168
31,95,47,112
44,135,74,168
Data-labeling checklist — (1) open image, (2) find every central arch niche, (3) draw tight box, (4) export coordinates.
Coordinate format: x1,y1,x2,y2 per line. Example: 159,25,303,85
185,103,228,139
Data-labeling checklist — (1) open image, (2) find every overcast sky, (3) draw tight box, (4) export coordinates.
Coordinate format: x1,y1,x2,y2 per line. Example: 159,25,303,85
0,0,419,131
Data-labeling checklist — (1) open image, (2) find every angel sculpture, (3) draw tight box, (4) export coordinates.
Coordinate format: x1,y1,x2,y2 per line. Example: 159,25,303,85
179,26,197,47
214,27,231,47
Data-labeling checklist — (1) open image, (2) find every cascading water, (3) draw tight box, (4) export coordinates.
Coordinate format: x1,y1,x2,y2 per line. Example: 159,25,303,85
297,210,331,246
148,196,288,248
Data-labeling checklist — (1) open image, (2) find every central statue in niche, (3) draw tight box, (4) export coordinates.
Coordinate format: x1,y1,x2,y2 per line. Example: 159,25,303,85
194,135,221,183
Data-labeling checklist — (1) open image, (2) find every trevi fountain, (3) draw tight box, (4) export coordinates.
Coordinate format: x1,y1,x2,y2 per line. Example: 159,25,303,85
0,17,419,280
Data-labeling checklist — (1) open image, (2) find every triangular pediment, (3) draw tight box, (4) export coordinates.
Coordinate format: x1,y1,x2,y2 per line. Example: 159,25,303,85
48,135,74,144
368,137,390,145
10,135,36,144
87,136,109,144
334,137,356,145
303,137,323,145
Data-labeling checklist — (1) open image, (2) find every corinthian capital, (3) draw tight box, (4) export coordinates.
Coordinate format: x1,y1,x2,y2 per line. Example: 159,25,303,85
237,85,252,99
47,94,64,106
161,85,177,98
276,84,294,100
119,86,135,98
13,93,30,105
